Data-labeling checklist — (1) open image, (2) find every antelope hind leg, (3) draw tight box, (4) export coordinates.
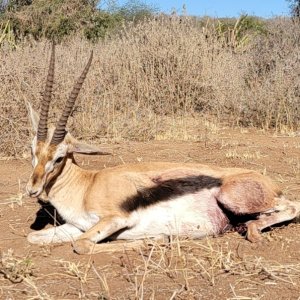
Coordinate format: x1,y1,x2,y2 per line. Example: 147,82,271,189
246,197,300,242
73,234,170,254
72,239,146,254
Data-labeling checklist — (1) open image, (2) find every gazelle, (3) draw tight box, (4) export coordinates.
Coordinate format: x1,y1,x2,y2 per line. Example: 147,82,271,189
26,44,300,254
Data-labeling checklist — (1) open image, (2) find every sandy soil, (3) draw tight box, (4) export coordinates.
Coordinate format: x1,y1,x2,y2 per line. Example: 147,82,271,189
1,129,300,299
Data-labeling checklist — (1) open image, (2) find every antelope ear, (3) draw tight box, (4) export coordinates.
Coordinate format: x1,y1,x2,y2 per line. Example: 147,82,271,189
65,133,111,155
26,101,39,133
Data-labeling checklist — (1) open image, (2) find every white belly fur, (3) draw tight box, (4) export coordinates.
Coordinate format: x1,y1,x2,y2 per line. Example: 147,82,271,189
50,200,100,231
116,187,222,240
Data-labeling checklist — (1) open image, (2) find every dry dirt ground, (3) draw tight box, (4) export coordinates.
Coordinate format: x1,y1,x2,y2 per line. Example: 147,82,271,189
1,128,300,299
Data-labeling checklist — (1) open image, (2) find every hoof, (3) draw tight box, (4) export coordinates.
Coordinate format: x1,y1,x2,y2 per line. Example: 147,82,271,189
72,239,95,255
246,231,263,243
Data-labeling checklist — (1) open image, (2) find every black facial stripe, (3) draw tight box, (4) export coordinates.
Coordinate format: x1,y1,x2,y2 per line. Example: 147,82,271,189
120,175,222,213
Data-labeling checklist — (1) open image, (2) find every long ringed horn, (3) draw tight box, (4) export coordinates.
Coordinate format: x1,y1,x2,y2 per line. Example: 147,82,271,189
51,51,93,145
37,42,55,142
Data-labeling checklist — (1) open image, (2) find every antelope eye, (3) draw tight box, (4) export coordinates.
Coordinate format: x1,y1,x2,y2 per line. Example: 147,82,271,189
54,156,64,164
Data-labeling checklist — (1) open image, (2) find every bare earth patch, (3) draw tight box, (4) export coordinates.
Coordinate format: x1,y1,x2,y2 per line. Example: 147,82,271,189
1,129,300,299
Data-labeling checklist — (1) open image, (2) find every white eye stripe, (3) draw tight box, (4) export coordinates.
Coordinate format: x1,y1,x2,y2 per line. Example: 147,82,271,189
30,142,68,171
45,161,54,172
31,138,38,167
52,144,68,164
33,156,38,167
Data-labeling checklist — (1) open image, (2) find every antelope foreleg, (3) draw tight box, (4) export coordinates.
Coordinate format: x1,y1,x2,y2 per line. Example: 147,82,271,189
27,223,83,244
73,216,131,254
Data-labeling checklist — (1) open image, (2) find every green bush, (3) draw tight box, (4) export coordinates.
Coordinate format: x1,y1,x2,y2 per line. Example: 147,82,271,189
215,15,267,49
1,0,122,42
84,11,122,41
0,0,160,44
116,0,158,22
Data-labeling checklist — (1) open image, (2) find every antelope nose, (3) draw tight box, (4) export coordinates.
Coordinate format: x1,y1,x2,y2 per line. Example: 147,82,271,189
26,184,40,198
28,190,39,197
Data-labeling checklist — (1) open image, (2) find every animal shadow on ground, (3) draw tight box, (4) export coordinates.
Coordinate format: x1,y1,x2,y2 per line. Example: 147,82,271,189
30,200,65,230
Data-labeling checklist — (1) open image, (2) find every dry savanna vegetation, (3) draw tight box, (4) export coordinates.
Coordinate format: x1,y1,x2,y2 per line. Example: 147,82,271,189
0,16,300,156
1,12,300,300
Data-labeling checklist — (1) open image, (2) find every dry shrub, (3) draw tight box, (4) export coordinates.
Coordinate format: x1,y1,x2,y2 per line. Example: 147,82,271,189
242,17,300,130
0,16,299,157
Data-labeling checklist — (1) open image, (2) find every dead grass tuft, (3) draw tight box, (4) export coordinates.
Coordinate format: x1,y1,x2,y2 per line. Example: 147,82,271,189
57,259,92,283
0,249,34,283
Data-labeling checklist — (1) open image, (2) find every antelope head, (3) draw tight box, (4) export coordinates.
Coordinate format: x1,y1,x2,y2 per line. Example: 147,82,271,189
26,44,109,198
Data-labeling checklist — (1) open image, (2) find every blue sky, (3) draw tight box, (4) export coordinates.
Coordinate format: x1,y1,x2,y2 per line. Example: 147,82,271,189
100,0,290,18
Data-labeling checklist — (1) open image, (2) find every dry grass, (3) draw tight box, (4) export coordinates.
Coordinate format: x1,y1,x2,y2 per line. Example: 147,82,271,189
0,249,34,283
115,236,300,298
0,16,299,156
2,222,300,299
0,249,52,299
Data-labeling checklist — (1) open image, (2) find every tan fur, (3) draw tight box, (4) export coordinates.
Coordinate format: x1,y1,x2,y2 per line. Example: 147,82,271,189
218,173,279,214
26,141,300,254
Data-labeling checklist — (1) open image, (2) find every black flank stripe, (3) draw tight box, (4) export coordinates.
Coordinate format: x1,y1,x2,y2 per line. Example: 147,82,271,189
120,175,222,213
